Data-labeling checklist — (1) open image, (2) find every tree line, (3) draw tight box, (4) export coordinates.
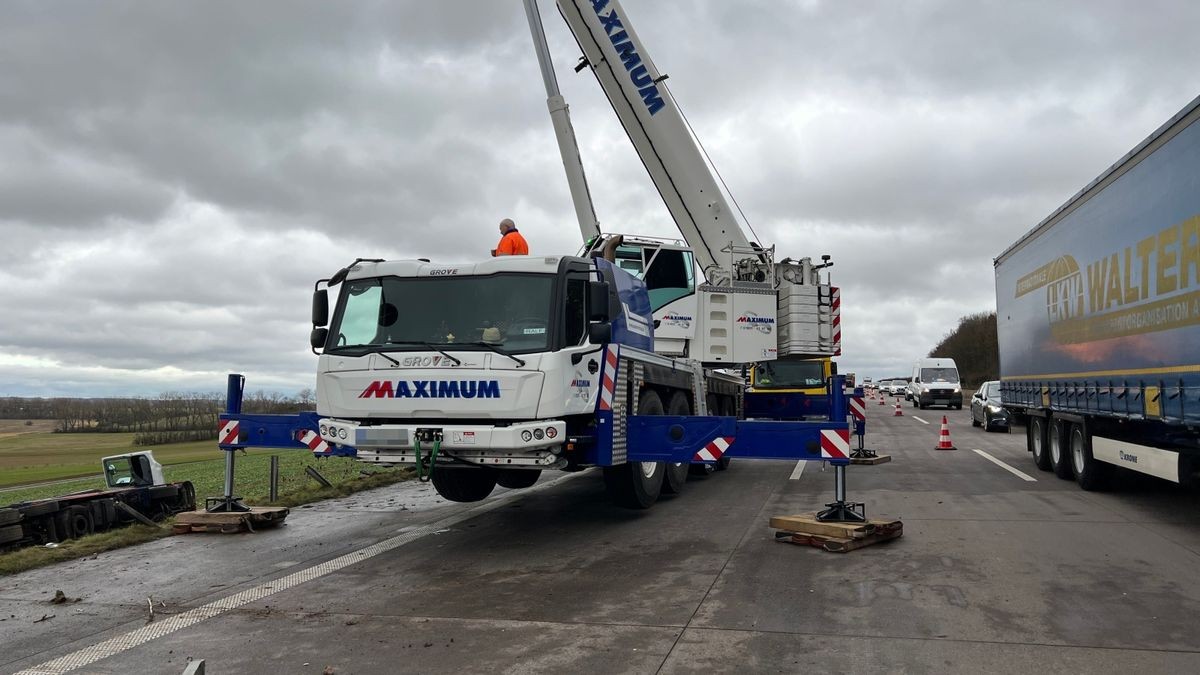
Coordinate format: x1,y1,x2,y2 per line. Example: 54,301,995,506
927,311,999,388
0,389,315,446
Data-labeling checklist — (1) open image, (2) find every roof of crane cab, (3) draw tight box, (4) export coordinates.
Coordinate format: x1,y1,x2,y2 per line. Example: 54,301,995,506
343,256,578,282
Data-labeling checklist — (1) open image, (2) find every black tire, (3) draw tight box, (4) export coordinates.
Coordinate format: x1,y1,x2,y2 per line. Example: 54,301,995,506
691,395,720,477
1049,420,1074,480
56,506,94,540
0,524,23,545
1028,416,1052,471
1069,423,1110,491
0,508,21,526
603,390,665,508
663,392,691,494
954,404,962,410
715,398,735,470
431,467,498,503
496,469,541,490
972,416,981,428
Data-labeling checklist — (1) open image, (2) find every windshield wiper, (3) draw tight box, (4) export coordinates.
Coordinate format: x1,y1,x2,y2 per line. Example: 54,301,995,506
381,341,462,366
465,341,526,368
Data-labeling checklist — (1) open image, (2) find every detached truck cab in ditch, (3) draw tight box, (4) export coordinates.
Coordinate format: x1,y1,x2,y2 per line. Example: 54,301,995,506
995,94,1200,490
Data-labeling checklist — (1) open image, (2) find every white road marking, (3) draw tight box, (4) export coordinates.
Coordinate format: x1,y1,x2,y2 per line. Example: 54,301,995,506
972,448,1037,482
911,416,930,425
13,472,586,675
789,460,807,480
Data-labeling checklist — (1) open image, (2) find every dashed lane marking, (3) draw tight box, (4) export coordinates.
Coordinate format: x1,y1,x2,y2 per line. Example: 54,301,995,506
789,460,807,480
12,472,586,675
972,448,1038,482
911,416,930,425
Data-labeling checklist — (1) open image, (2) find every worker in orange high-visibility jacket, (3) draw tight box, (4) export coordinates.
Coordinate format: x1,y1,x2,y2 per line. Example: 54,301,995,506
492,218,529,256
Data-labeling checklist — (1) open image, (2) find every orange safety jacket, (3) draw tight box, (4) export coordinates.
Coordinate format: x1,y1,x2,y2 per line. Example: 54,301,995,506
493,229,529,256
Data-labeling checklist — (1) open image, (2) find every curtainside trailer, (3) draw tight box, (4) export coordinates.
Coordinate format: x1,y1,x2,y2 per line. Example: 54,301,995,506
995,94,1200,490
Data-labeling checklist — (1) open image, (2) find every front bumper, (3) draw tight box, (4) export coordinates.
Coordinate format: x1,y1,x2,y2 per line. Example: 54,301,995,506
318,418,566,467
919,391,963,407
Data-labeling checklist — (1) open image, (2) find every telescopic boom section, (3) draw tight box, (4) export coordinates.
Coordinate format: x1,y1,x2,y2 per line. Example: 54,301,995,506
552,0,756,279
523,0,602,244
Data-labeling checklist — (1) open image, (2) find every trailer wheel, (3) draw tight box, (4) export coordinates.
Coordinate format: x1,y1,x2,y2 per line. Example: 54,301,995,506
496,469,541,490
1028,417,1051,471
56,506,94,540
1069,423,1110,491
603,390,665,509
663,392,691,494
431,468,498,503
0,524,23,546
1049,420,1074,480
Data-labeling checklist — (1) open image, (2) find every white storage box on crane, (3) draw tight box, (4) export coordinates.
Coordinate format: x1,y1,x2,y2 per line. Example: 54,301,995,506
696,284,779,363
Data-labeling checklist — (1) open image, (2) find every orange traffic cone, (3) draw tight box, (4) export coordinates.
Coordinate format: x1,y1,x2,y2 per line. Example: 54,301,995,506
878,395,886,405
893,402,903,416
935,415,956,450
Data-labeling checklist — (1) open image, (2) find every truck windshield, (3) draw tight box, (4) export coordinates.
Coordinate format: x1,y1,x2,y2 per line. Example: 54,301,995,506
753,359,825,389
328,274,555,354
921,368,959,383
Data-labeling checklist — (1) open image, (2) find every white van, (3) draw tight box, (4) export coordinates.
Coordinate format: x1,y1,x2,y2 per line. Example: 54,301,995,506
907,358,962,409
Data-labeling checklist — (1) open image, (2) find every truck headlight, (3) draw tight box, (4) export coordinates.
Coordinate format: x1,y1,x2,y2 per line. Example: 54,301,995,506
953,386,961,393
521,430,533,442
533,428,545,440
338,428,348,440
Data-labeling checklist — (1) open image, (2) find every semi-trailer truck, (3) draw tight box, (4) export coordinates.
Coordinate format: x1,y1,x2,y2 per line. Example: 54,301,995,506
995,94,1200,490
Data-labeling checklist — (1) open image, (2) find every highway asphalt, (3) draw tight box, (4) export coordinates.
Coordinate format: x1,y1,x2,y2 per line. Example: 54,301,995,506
2,402,1199,674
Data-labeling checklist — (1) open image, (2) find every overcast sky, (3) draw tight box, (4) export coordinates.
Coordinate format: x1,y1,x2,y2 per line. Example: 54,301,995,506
1,0,1197,397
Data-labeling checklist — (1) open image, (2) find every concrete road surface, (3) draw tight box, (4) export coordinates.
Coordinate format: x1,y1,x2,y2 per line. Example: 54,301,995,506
2,404,1199,674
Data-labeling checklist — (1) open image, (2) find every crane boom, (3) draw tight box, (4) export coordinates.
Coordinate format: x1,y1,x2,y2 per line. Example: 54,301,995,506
523,0,602,244
553,0,757,280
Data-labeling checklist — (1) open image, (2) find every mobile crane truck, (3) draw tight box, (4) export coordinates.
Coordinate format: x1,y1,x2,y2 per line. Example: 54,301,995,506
996,93,1200,490
212,0,868,520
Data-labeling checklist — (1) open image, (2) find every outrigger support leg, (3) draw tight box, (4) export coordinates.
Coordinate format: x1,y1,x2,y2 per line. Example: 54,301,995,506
849,419,877,459
209,374,250,513
816,463,866,522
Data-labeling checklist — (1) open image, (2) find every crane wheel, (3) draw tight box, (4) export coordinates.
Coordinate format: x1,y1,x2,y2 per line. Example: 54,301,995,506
496,469,541,490
431,467,498,503
604,390,665,508
662,391,691,494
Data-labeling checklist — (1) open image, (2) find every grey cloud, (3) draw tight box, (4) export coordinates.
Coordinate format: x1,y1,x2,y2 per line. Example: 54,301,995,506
0,0,1195,392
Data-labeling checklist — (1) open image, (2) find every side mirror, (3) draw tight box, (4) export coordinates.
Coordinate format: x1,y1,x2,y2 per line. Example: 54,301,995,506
310,327,329,350
312,289,329,327
829,361,838,375
588,281,611,322
588,322,612,344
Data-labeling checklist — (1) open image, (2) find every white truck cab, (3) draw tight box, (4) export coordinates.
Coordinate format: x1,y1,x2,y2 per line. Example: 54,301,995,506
907,357,963,410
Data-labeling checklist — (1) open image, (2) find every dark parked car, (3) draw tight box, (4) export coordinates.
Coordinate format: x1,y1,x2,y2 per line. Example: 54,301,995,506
970,381,1009,432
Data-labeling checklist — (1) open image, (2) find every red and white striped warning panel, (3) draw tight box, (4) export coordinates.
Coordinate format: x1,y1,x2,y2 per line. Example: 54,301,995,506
693,436,734,462
598,345,619,412
298,429,331,455
820,428,850,459
218,420,240,446
831,286,841,356
849,396,866,421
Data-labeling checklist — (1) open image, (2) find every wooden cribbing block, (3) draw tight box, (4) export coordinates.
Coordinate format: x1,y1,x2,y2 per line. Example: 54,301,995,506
173,506,289,534
770,513,903,553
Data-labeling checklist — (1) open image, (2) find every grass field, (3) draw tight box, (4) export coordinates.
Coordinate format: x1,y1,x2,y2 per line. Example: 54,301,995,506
1,453,413,575
0,423,271,487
